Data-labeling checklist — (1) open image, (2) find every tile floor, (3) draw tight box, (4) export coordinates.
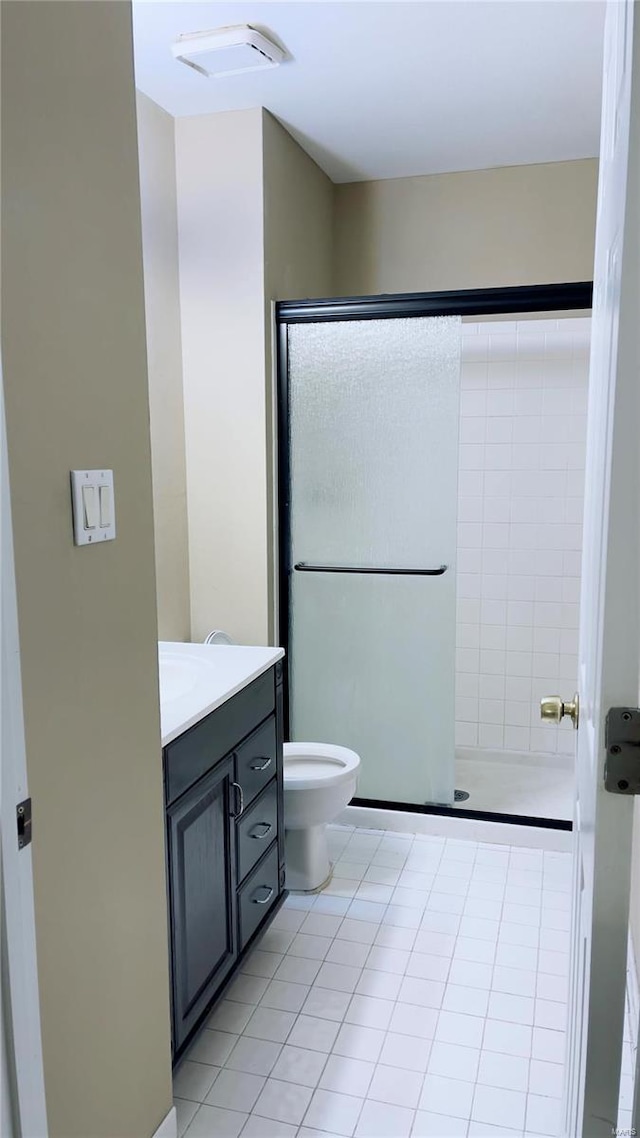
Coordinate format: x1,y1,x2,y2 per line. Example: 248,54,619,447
453,760,573,822
174,824,574,1138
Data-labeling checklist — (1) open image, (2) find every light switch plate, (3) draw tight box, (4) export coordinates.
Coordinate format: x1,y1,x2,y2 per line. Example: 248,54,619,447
70,469,116,545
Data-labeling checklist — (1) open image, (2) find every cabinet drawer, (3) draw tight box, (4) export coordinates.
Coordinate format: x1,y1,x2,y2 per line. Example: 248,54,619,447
235,717,277,808
237,780,278,884
239,841,279,949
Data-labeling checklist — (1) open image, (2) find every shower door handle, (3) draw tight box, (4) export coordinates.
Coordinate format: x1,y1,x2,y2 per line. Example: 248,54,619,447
293,563,447,576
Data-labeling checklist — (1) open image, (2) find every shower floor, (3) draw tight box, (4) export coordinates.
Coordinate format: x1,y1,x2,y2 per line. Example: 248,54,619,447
454,756,574,822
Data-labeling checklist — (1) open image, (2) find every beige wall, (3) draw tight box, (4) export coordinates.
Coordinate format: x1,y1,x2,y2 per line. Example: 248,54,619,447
137,91,190,642
334,159,598,296
1,4,173,1137
176,109,333,645
262,111,334,639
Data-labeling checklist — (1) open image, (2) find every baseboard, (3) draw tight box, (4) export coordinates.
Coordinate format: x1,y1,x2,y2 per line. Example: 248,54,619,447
339,804,572,851
152,1106,177,1138
456,746,574,772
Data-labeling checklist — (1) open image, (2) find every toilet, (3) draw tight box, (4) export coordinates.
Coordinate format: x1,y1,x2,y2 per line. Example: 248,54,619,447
283,742,361,892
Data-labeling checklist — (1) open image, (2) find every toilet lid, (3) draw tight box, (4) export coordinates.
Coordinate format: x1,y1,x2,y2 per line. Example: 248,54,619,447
283,743,360,791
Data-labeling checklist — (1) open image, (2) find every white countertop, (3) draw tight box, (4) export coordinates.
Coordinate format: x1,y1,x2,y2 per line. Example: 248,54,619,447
158,641,285,746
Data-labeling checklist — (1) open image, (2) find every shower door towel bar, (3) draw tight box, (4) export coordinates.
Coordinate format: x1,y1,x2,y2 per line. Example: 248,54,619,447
293,563,448,576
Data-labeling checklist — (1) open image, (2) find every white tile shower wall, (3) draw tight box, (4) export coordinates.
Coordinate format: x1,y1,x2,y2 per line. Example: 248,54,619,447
455,317,590,759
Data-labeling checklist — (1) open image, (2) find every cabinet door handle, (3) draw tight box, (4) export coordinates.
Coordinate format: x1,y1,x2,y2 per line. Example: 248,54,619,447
230,782,244,818
250,757,272,772
249,822,272,840
251,885,274,905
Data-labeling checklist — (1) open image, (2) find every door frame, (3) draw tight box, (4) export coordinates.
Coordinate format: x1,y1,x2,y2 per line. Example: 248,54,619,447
1,361,48,1137
275,280,593,829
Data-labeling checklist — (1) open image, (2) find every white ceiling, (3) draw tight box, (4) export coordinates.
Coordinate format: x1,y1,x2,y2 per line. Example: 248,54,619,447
132,0,605,184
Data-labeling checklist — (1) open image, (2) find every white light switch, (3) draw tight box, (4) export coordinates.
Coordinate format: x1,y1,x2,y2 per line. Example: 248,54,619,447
70,470,116,545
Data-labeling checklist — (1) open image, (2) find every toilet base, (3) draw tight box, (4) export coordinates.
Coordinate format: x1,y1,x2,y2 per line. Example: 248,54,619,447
285,824,331,893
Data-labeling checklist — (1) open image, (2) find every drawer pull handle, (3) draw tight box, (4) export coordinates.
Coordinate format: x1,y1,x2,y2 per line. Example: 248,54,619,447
250,757,272,772
252,885,274,905
230,782,244,818
249,822,273,840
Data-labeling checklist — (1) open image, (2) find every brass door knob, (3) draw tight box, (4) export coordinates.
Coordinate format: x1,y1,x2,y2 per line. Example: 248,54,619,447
540,693,580,729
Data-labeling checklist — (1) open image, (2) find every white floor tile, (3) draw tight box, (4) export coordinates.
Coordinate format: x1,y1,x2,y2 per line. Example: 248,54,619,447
448,959,493,990
526,1092,563,1135
226,974,270,1006
537,950,569,978
355,969,403,1000
364,865,402,887
326,939,371,968
301,988,352,1023
333,1023,385,1063
345,994,394,1030
338,919,380,945
535,973,568,1003
419,1073,474,1119
326,879,359,900
406,952,450,982
531,1028,565,1064
304,1088,364,1137
426,893,466,916
173,1061,219,1103
320,1054,375,1097
355,1099,415,1138
174,1098,199,1138
335,860,369,882
390,988,443,1034
260,980,310,1013
356,882,395,904
287,1014,340,1053
383,905,423,929
270,1044,328,1088
207,1001,254,1035
482,1019,532,1058
427,1040,480,1082
225,1036,282,1077
374,925,417,951
244,1007,297,1044
492,965,537,998
433,876,468,899
502,903,541,928
398,976,445,1009
315,962,363,994
253,1078,313,1126
379,1032,432,1074
453,938,495,966
288,933,333,961
259,929,297,954
495,943,538,972
467,1122,521,1137
442,983,489,1018
347,900,388,923
368,1064,423,1108
301,913,344,938
528,1059,564,1099
242,950,284,979
498,922,539,949
465,898,503,921
185,1104,248,1138
435,1010,484,1049
471,1084,526,1130
412,1109,465,1136
315,896,353,917
205,1069,265,1112
487,991,534,1026
533,1000,567,1032
413,930,456,958
188,1030,238,1067
365,946,410,974
274,956,322,986
420,912,461,936
242,1116,298,1138
477,1049,529,1092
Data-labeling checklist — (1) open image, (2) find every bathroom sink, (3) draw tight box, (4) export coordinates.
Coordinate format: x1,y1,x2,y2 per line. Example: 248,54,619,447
157,641,285,747
158,651,209,703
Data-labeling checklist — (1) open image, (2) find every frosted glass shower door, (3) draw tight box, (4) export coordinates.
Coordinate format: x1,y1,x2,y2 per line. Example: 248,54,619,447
287,316,461,806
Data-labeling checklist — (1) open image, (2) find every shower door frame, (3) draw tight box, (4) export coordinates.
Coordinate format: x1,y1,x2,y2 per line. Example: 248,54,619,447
275,281,593,830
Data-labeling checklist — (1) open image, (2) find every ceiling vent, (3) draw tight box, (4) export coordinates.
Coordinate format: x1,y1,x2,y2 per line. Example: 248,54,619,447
171,25,285,79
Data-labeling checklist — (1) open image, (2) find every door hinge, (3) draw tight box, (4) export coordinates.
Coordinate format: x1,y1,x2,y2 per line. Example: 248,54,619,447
604,708,640,793
17,798,32,848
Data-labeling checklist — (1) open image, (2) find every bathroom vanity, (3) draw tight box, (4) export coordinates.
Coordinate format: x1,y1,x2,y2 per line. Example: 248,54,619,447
159,643,286,1060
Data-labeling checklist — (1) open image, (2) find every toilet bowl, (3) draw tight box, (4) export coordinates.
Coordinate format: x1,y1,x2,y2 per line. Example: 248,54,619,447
283,742,361,892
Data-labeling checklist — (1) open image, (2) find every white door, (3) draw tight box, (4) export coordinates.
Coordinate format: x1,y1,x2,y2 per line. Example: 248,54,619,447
560,1,640,1134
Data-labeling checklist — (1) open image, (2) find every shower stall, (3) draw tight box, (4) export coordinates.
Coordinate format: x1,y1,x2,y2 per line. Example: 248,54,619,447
276,285,592,824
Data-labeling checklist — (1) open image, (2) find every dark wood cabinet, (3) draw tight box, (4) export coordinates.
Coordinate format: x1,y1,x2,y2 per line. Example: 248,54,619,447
164,662,286,1061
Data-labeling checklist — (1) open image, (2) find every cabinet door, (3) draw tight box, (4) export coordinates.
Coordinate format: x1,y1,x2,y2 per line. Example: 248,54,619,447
168,756,237,1053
